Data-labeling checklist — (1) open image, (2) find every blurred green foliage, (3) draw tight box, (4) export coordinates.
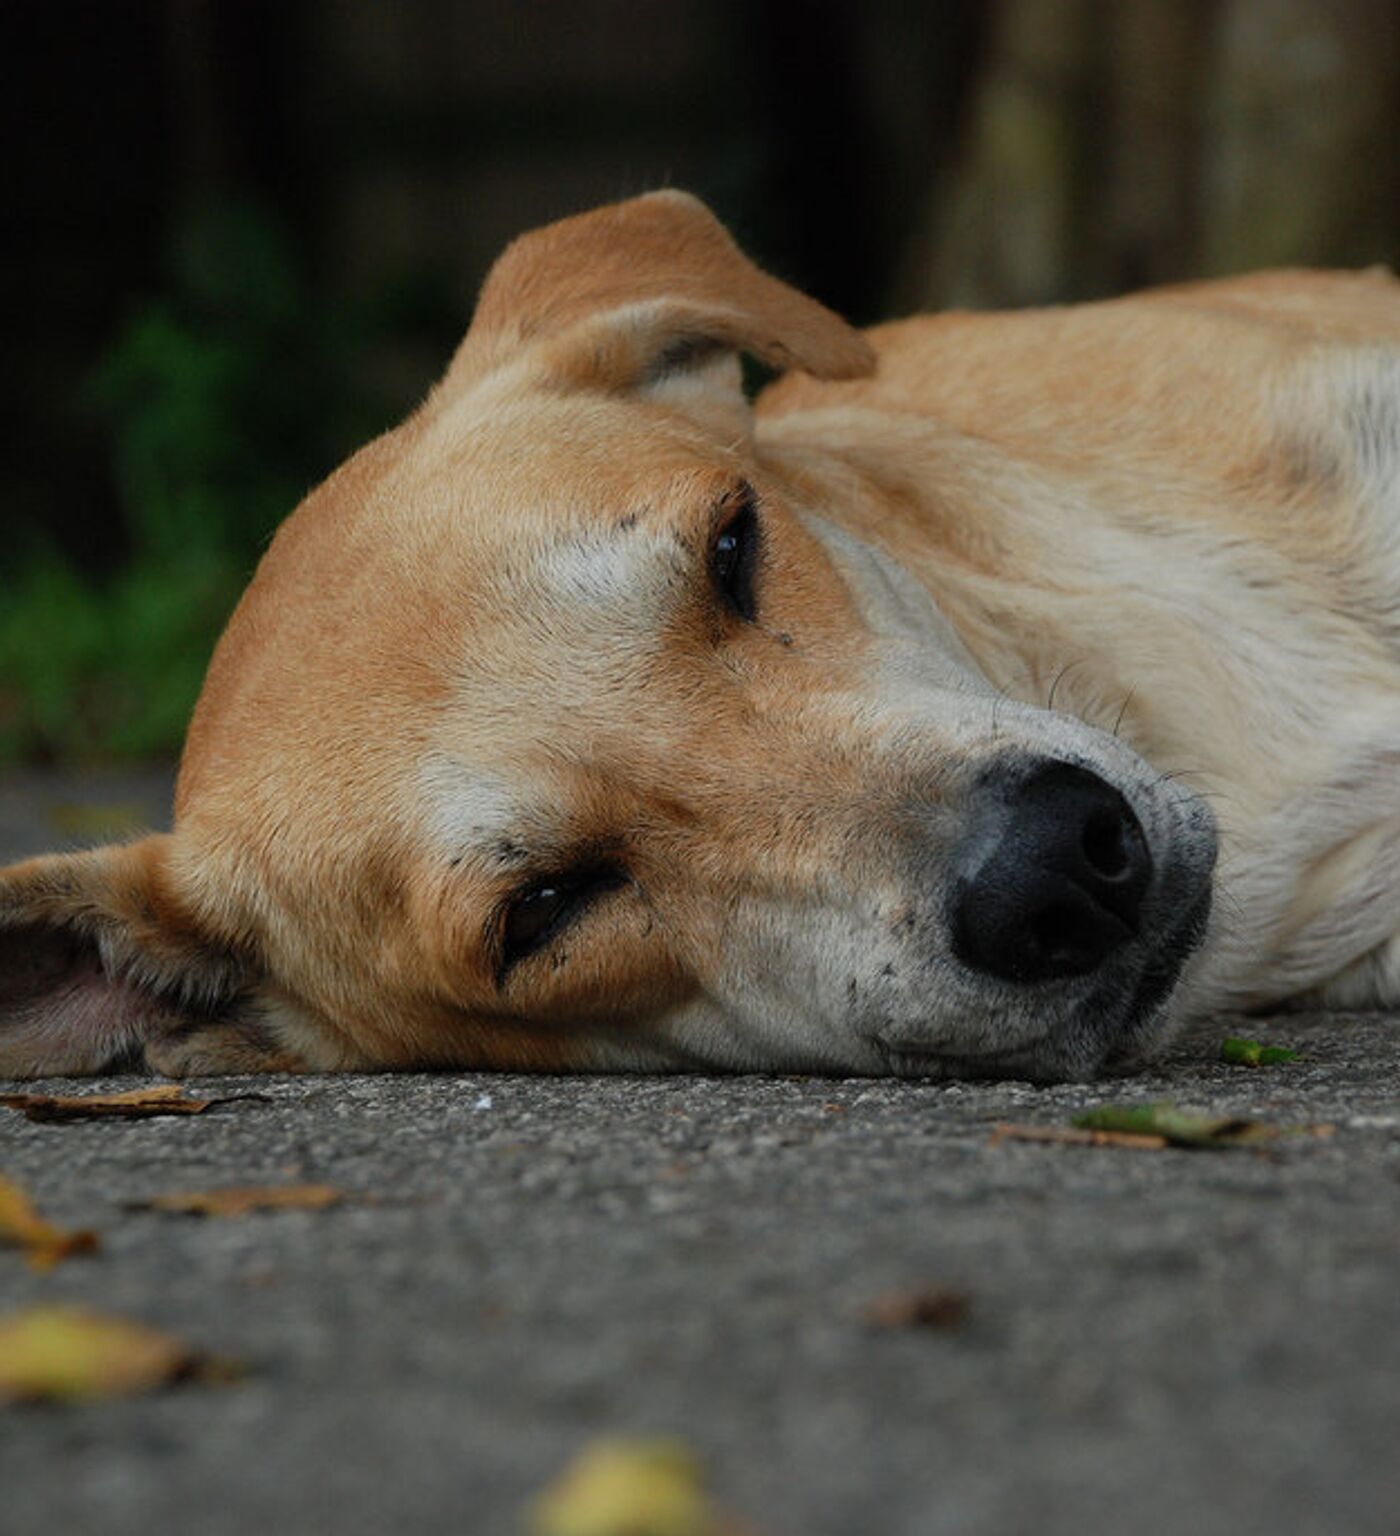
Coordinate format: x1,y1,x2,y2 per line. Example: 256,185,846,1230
0,200,432,764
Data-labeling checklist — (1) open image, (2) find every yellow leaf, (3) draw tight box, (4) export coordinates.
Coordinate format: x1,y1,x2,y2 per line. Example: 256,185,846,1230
0,1307,229,1404
129,1184,343,1218
0,1175,99,1272
529,1438,730,1536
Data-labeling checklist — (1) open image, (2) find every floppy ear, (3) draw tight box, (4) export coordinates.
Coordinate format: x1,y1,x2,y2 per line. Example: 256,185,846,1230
0,838,307,1077
439,189,874,433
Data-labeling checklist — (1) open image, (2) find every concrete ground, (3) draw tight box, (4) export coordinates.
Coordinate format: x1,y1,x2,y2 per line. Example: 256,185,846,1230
2,770,1398,1536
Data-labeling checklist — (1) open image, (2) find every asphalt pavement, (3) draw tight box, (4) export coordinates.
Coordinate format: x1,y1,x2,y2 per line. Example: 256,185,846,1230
2,769,1398,1536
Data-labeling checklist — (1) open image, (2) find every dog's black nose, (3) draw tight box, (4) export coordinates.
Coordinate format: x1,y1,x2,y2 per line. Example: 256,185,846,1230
950,761,1151,983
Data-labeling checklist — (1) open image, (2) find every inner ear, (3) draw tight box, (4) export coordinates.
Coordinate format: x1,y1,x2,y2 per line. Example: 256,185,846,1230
0,839,307,1078
0,918,154,1074
635,333,749,439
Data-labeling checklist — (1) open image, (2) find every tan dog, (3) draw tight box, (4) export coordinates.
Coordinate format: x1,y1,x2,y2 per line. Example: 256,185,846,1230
3,191,1399,1081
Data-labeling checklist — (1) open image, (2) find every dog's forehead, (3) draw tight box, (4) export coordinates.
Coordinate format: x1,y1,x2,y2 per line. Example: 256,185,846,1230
414,386,734,528
416,761,537,868
277,389,734,652
369,390,743,629
178,386,739,838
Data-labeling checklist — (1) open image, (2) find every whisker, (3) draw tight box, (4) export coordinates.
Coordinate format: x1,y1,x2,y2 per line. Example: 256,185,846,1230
1046,659,1085,712
1205,886,1267,969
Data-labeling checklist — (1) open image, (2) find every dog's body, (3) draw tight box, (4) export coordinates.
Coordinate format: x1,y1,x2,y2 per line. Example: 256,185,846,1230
3,191,1399,1080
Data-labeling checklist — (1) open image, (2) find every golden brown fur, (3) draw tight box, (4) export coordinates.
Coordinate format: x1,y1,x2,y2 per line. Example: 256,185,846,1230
3,192,1397,1080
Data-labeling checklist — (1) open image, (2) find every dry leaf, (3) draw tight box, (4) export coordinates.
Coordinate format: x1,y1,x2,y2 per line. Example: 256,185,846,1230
0,1306,238,1404
863,1287,971,1330
127,1184,343,1218
990,1123,1169,1150
0,1085,243,1123
0,1175,99,1272
529,1437,740,1536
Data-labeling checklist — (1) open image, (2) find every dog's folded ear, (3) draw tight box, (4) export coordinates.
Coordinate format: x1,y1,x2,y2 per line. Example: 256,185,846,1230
0,838,306,1078
439,189,874,429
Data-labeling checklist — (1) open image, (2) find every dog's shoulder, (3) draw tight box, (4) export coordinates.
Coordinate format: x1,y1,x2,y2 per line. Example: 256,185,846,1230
1156,272,1400,543
1134,265,1400,344
759,271,1400,509
763,267,1400,414
757,272,1400,656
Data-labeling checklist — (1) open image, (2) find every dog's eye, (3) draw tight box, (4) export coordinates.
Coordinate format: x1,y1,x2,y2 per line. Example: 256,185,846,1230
710,488,760,622
500,863,627,974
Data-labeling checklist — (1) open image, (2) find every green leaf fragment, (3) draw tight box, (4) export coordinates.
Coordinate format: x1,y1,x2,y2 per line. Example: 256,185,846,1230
1221,1037,1300,1066
1072,1103,1278,1147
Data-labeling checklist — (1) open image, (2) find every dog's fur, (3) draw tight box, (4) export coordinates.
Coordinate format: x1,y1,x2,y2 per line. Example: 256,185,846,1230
4,190,1399,1081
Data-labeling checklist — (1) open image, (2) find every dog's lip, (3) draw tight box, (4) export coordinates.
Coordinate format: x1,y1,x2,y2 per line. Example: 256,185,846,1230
873,1030,1054,1074
871,872,1214,1079
1099,877,1214,1062
1134,881,1212,1004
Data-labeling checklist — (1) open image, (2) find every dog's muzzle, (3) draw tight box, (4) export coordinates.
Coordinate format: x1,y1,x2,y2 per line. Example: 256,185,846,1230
865,731,1218,1081
941,750,1215,1071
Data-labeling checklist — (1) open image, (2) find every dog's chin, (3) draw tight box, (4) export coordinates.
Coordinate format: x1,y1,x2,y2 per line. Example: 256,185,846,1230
881,881,1214,1083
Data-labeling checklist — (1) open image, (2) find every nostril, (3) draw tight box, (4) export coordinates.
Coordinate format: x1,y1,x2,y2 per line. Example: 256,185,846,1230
1027,893,1129,975
1030,900,1091,961
1082,806,1131,881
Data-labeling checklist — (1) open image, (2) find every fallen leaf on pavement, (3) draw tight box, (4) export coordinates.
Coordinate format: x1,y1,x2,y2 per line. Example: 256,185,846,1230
126,1184,343,1218
528,1437,746,1536
1220,1037,1301,1067
0,1176,99,1272
990,1122,1169,1150
0,1085,241,1123
0,1306,240,1404
863,1287,971,1330
1072,1103,1279,1148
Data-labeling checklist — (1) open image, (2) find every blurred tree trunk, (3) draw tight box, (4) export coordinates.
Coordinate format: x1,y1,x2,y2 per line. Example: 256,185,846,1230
899,0,1400,312
896,0,1098,310
1201,0,1400,274
1098,0,1210,292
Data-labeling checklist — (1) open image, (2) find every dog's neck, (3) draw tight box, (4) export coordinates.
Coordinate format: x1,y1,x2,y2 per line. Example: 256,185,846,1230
757,404,1391,830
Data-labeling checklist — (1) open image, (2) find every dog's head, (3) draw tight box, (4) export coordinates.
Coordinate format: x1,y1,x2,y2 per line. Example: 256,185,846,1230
0,192,1217,1082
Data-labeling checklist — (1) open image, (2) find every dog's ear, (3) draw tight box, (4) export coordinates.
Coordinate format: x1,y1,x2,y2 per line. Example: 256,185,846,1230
0,838,308,1078
440,190,874,431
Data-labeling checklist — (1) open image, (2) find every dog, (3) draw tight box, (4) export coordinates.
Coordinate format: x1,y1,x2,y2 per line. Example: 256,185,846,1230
3,190,1398,1082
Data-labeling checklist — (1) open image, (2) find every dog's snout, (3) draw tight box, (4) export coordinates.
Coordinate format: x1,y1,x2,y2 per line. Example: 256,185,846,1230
950,761,1152,983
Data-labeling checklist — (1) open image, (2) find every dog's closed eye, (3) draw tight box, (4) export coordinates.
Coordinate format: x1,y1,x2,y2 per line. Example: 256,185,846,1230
497,862,629,978
710,484,761,622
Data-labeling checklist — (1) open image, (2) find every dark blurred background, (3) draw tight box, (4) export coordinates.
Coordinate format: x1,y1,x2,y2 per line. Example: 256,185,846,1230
3,0,1398,765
